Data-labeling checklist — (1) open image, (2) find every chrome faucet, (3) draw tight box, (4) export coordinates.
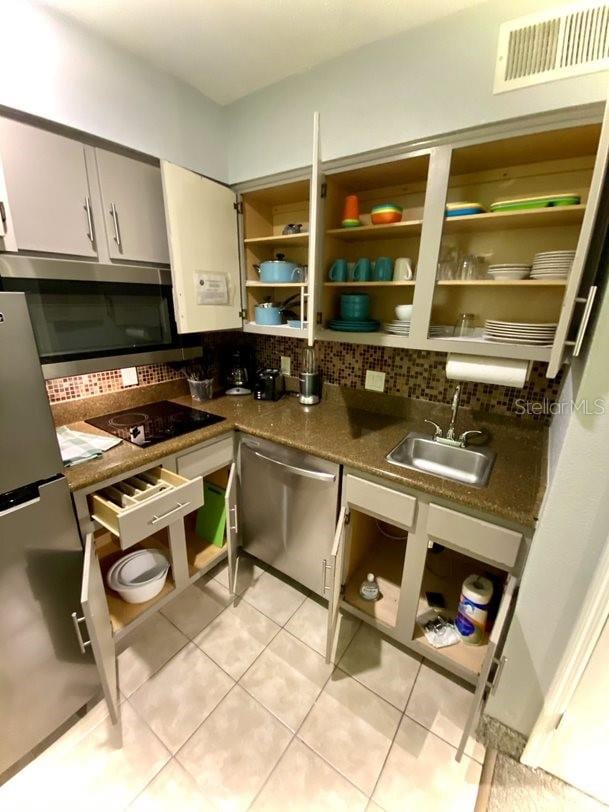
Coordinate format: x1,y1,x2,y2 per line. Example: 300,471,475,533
424,384,484,448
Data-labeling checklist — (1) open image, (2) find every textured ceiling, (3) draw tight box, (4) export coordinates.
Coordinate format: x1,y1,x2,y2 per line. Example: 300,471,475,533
41,0,489,105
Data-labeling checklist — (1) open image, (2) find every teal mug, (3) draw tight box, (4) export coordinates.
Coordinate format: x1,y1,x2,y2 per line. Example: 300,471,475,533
328,258,348,282
373,256,394,281
352,257,372,282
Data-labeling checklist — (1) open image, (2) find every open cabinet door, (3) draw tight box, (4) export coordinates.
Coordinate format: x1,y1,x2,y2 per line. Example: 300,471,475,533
225,462,240,595
80,533,119,723
325,506,348,663
456,575,518,761
547,98,609,377
307,112,322,347
161,161,242,333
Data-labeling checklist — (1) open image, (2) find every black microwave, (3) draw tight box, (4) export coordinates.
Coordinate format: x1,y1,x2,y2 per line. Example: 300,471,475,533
0,256,199,377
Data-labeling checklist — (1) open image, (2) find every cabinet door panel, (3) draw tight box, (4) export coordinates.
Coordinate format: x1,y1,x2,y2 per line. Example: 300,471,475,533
96,149,169,265
0,118,96,256
548,100,609,376
456,575,517,761
325,506,347,663
81,533,119,723
161,161,242,333
225,462,240,594
307,112,321,347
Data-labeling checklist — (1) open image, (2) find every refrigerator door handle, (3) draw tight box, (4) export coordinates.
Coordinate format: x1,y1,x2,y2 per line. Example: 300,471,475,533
71,612,92,655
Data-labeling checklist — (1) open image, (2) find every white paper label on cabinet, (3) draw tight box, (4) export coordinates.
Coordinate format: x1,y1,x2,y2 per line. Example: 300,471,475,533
195,272,229,306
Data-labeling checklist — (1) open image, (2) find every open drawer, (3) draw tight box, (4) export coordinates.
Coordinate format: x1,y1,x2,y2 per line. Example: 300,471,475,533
89,466,204,549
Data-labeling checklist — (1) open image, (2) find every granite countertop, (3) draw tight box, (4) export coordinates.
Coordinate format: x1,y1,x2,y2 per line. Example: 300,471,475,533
59,381,546,528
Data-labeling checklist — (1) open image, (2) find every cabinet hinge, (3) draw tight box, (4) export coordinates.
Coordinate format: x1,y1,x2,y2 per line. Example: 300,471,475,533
239,308,247,319
316,311,323,325
345,510,351,526
321,182,327,199
234,201,243,215
0,201,6,228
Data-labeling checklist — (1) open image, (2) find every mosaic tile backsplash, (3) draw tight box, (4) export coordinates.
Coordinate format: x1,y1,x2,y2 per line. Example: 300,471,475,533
46,334,563,422
46,362,183,403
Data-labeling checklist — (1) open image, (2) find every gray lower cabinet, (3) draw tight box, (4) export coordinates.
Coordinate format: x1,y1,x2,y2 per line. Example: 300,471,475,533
73,434,236,723
326,469,526,760
95,149,169,265
0,118,97,257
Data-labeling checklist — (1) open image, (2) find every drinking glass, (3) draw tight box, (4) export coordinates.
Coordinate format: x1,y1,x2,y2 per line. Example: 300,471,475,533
453,312,475,337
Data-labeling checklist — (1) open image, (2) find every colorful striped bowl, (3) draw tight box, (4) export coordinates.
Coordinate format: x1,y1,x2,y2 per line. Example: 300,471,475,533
371,204,403,225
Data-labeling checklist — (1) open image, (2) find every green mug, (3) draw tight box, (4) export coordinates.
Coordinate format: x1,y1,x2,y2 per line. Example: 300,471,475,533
352,258,372,282
373,256,394,281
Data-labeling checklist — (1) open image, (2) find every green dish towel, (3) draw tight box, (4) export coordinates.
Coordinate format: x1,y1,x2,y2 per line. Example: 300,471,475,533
196,482,227,547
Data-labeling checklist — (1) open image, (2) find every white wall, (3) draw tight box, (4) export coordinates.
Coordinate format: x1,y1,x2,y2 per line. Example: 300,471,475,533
0,0,227,180
485,278,609,736
225,0,609,183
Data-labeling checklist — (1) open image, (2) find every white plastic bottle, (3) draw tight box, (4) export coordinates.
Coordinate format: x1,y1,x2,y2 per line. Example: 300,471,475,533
360,573,380,601
455,575,493,645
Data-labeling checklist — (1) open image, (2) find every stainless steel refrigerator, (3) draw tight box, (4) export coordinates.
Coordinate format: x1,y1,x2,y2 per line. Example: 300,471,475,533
0,292,101,777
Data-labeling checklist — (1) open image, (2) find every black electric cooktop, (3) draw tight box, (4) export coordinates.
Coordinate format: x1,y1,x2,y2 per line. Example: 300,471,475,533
86,400,225,447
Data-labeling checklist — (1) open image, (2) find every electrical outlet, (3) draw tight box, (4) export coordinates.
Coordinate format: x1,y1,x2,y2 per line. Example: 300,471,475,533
121,366,138,387
365,370,385,392
280,355,291,376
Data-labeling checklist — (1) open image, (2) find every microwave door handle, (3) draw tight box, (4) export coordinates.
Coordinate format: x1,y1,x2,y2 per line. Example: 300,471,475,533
252,450,336,482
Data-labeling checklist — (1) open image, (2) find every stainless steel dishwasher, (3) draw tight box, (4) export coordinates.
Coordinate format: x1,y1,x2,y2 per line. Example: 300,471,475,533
239,435,340,596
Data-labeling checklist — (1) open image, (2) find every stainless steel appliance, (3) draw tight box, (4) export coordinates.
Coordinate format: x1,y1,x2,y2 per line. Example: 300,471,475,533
239,436,340,596
299,346,322,405
0,256,199,378
253,368,285,401
86,400,225,447
0,292,100,777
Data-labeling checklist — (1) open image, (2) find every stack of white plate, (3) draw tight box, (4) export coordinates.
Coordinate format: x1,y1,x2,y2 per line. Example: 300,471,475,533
107,548,169,603
530,250,575,279
382,323,452,336
487,263,531,280
483,319,557,345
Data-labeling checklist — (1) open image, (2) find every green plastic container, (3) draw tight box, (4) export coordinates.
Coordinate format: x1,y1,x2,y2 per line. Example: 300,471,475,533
195,482,227,547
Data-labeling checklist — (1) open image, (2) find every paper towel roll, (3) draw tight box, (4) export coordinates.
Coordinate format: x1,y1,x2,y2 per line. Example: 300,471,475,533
445,354,530,387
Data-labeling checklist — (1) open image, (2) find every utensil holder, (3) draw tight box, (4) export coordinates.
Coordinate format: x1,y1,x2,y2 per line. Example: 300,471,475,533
187,378,214,401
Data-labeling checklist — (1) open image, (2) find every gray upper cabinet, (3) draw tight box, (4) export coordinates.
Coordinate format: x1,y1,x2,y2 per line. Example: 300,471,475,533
0,118,97,257
95,149,169,265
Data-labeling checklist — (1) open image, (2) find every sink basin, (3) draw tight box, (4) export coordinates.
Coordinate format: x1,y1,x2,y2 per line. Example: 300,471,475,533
386,431,496,487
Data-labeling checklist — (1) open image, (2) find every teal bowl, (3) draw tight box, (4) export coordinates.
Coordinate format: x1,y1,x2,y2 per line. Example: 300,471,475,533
340,293,370,320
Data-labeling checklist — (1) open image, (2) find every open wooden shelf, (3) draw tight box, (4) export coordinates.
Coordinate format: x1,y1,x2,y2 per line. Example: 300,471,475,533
412,547,504,677
184,511,226,579
437,279,567,286
343,512,407,629
326,219,423,241
443,204,585,234
243,321,307,337
243,232,309,247
96,531,174,633
323,281,416,287
245,281,307,288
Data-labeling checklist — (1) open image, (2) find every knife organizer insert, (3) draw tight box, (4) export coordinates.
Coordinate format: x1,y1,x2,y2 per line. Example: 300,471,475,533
89,466,204,548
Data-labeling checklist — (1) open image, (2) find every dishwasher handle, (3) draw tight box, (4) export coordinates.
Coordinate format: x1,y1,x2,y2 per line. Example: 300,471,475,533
252,450,337,482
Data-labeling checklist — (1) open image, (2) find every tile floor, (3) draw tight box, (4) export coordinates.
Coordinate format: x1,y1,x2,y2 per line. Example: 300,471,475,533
1,557,483,811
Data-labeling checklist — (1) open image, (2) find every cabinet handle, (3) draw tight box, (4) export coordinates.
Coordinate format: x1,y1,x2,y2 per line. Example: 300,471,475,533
321,558,332,593
0,201,7,237
84,197,94,244
71,612,91,655
149,501,189,525
573,285,598,356
252,450,336,482
110,203,122,249
229,505,239,534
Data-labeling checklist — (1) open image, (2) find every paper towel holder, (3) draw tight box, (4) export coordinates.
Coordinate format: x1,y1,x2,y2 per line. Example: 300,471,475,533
445,354,532,388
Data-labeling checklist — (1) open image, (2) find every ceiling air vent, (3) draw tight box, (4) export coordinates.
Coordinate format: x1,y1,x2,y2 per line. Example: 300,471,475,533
494,2,609,93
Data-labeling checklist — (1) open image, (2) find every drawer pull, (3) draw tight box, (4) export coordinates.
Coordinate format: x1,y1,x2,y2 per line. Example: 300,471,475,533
71,612,91,655
149,501,190,525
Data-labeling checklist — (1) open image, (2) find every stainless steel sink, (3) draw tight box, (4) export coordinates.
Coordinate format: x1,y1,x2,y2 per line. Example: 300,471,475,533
386,431,496,488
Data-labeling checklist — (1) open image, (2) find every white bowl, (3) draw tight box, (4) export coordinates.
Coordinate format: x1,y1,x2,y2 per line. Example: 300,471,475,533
107,549,169,603
395,304,413,321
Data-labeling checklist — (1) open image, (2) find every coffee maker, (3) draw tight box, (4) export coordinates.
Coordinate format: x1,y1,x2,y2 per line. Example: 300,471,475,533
225,348,252,395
